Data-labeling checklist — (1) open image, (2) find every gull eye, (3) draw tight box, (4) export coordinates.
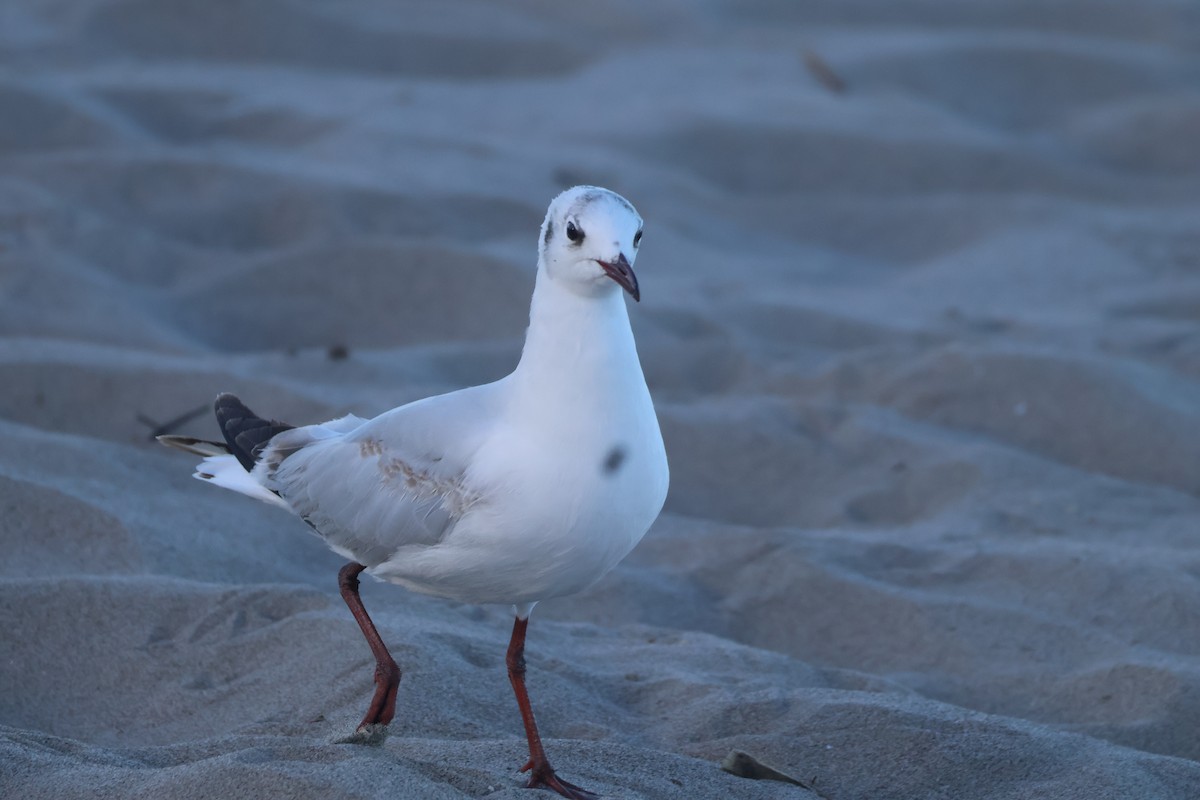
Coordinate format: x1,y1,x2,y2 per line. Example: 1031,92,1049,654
566,221,584,244
633,229,643,248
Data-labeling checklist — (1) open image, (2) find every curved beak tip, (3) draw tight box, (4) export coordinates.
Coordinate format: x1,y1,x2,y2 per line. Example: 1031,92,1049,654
598,254,640,302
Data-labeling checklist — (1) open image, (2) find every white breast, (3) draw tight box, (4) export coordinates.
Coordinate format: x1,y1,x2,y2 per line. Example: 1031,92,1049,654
368,277,669,606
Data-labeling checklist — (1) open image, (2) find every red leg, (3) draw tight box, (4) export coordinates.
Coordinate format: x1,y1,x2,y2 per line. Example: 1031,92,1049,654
506,616,599,799
338,562,401,736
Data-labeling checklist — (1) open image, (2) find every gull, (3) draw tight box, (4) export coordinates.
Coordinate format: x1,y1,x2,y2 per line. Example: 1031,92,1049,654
160,186,669,799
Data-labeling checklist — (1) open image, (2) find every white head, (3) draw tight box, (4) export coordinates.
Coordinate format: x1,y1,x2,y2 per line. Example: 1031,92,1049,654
537,186,644,302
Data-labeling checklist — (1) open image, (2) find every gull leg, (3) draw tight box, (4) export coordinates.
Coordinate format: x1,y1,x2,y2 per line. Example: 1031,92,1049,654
506,616,599,800
338,562,401,738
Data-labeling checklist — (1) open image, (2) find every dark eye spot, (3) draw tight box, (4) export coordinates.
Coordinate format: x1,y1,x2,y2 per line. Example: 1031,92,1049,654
602,445,627,475
633,229,642,248
566,221,584,244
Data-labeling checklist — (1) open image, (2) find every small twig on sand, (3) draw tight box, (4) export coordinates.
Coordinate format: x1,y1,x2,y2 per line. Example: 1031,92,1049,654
802,50,847,94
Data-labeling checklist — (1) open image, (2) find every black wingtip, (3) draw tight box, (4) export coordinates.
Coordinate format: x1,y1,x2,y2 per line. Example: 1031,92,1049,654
213,393,294,472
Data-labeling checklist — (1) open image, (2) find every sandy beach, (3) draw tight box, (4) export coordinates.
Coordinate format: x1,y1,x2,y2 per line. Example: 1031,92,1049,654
3,1,1200,798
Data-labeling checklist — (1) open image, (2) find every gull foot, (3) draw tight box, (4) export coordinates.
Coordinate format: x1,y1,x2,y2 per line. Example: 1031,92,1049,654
333,722,389,746
521,760,601,800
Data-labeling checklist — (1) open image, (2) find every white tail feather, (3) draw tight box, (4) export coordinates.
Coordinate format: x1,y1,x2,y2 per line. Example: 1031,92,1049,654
195,454,294,512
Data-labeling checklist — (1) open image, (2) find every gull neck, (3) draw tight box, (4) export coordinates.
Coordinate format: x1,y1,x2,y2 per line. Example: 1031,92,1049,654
510,264,642,410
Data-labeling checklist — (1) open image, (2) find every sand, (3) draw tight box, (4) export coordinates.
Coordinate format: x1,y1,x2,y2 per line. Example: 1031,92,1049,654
3,1,1200,798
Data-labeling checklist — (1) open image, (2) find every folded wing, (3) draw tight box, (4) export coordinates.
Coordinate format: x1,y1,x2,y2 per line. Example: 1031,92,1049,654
259,385,497,567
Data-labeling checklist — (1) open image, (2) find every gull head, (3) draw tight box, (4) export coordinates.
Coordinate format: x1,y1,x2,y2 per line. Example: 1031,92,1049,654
538,185,644,302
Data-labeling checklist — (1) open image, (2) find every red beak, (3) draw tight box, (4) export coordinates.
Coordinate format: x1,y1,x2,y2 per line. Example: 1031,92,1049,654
597,253,640,302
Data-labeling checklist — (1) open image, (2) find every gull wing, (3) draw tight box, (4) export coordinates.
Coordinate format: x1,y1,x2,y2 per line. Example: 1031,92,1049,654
259,383,500,566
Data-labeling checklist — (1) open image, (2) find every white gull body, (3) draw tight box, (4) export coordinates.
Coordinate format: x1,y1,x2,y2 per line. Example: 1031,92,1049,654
193,186,669,612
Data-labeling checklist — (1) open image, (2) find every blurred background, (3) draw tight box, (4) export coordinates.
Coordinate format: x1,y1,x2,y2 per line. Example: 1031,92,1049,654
3,1,1200,797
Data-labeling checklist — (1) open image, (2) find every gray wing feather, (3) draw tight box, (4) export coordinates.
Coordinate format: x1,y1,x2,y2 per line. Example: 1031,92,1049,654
257,389,495,567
